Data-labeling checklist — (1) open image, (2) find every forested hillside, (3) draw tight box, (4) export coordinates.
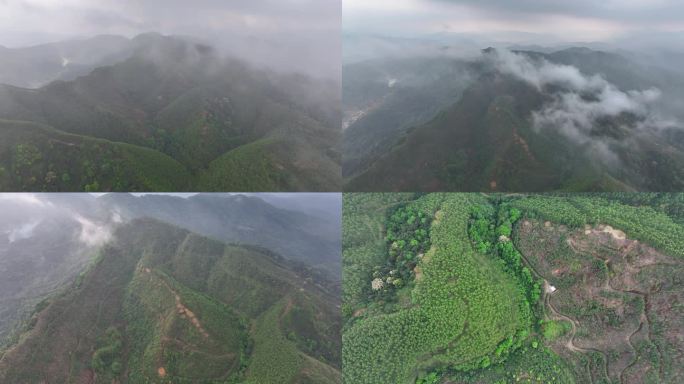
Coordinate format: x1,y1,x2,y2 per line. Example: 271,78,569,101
342,193,684,383
0,219,341,384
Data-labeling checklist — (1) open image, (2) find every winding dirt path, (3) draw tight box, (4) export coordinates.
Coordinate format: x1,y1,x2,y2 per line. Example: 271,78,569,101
155,274,209,339
518,242,610,382
524,224,668,384
584,251,664,383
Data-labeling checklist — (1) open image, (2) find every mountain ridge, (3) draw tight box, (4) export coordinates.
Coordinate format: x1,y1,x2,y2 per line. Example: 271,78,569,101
0,33,341,192
0,218,341,383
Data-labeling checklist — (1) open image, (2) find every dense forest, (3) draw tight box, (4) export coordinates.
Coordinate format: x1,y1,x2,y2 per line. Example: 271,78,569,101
342,193,684,383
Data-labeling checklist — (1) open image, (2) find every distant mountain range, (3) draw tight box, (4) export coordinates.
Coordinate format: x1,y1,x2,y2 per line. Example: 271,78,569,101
343,46,684,191
95,193,342,276
0,33,341,192
0,35,135,89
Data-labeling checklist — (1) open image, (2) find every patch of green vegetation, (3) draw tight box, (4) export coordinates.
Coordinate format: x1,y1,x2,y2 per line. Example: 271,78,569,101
367,205,431,305
197,137,288,191
342,193,416,319
447,345,576,384
541,320,571,341
469,203,542,304
91,327,124,379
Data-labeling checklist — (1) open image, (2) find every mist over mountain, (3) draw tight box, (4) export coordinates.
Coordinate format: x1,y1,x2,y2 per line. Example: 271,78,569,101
343,0,684,191
0,35,140,89
0,193,340,351
0,0,340,82
0,194,114,343
343,44,684,191
0,33,341,192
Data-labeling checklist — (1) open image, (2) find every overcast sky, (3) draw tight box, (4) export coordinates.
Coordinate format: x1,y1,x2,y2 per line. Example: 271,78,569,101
344,0,684,46
0,0,340,79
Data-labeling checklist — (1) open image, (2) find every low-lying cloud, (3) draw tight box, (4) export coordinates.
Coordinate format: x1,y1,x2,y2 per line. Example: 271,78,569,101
6,221,40,243
74,215,112,247
488,49,679,165
0,194,122,249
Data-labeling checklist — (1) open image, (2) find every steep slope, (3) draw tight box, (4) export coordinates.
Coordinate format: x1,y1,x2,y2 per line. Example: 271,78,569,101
0,33,341,191
0,219,341,384
346,73,580,191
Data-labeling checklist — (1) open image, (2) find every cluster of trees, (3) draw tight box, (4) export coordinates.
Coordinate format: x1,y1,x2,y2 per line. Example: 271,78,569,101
369,206,432,298
7,141,133,192
10,144,43,188
448,344,576,383
91,327,124,376
416,371,441,384
556,192,684,225
469,203,542,304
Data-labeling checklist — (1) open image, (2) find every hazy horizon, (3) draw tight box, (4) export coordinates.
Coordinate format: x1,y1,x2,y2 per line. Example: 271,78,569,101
344,0,684,63
0,0,341,80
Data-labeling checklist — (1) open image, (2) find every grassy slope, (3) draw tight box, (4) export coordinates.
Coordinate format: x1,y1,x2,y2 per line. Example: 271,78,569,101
197,137,290,191
342,194,530,383
0,116,340,192
0,219,341,384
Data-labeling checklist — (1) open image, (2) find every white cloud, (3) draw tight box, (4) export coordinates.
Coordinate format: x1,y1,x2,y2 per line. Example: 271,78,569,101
111,211,123,224
487,49,678,165
0,193,51,207
74,215,112,247
7,220,40,243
